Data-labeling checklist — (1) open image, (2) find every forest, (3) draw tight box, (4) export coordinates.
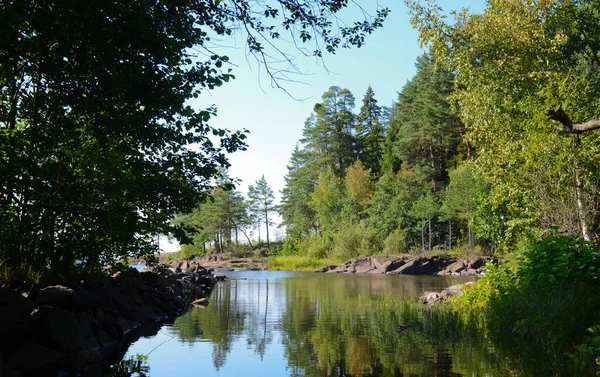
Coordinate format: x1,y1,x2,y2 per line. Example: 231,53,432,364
2,0,600,373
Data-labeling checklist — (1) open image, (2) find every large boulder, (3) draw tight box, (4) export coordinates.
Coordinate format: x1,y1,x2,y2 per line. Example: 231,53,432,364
467,256,485,270
354,257,376,274
32,305,87,353
314,265,337,273
36,285,80,312
0,288,35,352
7,343,66,373
389,260,416,274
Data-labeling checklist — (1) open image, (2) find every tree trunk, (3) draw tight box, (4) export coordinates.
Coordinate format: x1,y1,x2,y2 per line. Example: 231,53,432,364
428,218,432,252
429,145,437,191
264,206,270,250
448,221,452,252
240,228,254,248
574,158,592,241
421,222,425,252
547,108,599,241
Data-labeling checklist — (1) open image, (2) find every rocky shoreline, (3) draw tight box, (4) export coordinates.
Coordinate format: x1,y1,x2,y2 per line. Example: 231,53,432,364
165,254,268,272
315,255,494,276
0,265,216,377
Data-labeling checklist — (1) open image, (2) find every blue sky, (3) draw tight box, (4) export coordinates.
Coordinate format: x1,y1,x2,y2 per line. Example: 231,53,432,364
162,0,485,250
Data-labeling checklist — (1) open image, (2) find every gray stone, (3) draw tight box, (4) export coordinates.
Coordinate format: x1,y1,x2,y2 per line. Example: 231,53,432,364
468,256,485,270
390,260,416,274
354,258,375,274
450,261,466,273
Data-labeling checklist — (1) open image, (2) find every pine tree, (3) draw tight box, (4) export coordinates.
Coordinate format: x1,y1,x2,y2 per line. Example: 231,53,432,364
357,86,385,178
249,176,276,249
280,145,318,239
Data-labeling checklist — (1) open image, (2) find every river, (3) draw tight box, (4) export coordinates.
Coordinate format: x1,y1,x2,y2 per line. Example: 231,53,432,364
105,271,520,376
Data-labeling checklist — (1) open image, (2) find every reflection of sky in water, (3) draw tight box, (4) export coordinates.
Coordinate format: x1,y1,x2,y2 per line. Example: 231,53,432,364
119,271,478,377
124,329,289,377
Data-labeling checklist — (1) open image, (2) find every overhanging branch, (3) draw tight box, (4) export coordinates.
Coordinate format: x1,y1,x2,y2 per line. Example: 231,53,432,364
546,107,600,134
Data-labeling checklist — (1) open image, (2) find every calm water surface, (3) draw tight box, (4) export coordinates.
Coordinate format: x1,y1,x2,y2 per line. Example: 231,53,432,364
108,271,514,377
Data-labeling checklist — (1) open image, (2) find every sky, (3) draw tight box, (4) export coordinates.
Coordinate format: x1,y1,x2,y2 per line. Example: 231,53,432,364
161,0,485,252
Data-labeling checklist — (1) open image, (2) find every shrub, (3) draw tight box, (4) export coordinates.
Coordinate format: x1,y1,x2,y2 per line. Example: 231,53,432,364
331,222,379,260
298,235,332,259
383,228,407,255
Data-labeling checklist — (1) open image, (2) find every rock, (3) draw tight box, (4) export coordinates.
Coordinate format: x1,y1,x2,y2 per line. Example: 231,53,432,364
116,317,134,336
426,292,441,302
83,336,101,352
450,261,466,273
97,330,117,348
0,287,35,318
33,305,87,353
0,288,35,350
74,312,102,334
7,344,66,373
468,256,485,270
2,365,23,377
389,260,416,274
413,259,437,274
192,298,209,306
385,259,406,273
354,258,376,274
314,265,337,273
131,304,157,323
63,349,103,372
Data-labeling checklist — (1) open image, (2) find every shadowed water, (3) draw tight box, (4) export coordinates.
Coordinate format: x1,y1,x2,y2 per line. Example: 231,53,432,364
108,271,520,377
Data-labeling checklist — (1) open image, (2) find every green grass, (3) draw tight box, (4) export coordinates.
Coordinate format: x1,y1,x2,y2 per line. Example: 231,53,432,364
267,255,344,271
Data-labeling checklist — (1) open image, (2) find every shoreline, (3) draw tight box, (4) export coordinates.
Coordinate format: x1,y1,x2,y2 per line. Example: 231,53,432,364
0,266,216,377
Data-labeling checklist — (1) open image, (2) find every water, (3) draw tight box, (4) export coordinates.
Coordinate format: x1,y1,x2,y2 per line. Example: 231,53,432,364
107,271,515,377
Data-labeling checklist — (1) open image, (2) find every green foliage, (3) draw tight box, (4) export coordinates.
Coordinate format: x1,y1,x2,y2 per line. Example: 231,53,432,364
331,222,379,260
453,236,600,374
309,168,346,239
297,235,332,259
267,255,344,271
383,228,407,255
248,175,276,248
1,0,389,282
518,235,600,288
407,0,600,246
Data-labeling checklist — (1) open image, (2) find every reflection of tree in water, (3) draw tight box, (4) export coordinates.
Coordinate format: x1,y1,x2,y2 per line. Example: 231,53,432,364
166,278,275,369
280,276,499,377
160,273,511,376
108,354,150,377
167,281,247,370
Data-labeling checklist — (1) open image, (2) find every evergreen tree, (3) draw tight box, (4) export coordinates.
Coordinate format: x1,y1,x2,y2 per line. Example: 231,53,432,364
357,86,385,178
280,145,318,239
388,54,462,191
310,86,358,176
249,176,276,249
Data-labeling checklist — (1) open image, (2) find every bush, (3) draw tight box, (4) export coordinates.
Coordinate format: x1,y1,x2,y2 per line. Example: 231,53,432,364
298,235,332,259
383,228,407,255
331,222,379,260
517,234,600,288
452,235,600,374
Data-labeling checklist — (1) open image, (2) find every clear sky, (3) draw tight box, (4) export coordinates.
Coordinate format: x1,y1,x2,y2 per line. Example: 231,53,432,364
161,0,484,251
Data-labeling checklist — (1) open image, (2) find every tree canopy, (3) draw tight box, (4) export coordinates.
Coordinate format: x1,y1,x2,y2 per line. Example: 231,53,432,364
0,0,389,280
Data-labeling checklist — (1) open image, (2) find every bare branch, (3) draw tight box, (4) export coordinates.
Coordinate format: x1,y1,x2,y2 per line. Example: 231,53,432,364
546,107,600,134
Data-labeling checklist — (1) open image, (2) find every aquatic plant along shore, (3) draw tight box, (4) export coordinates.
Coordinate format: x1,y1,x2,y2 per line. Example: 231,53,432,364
0,266,216,376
